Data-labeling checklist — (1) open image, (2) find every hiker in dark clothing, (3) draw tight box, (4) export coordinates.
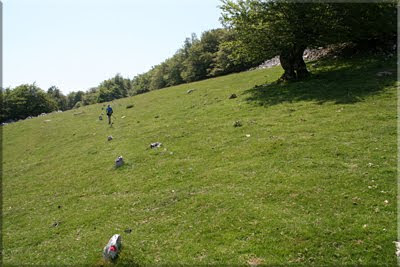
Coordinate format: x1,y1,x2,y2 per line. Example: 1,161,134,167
106,105,113,124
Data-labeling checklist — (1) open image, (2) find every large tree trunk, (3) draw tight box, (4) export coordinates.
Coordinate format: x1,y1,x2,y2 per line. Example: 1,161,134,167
279,46,309,81
279,50,296,80
293,46,310,79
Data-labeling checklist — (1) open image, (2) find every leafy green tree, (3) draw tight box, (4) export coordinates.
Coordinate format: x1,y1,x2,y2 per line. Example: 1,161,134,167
131,72,151,95
209,28,256,76
181,41,205,82
163,56,184,87
129,29,250,91
181,30,226,82
82,87,99,106
220,1,396,81
47,86,67,110
159,34,197,86
329,3,396,48
1,88,13,122
66,92,76,109
182,33,198,58
97,87,116,103
149,64,167,90
73,101,83,109
1,84,57,122
74,91,85,106
97,74,131,102
66,91,84,109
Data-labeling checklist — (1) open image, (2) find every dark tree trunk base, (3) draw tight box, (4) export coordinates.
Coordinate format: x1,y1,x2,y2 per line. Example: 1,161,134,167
279,46,310,81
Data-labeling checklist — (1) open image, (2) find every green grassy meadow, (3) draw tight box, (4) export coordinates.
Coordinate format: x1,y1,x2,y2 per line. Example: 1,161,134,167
2,55,397,265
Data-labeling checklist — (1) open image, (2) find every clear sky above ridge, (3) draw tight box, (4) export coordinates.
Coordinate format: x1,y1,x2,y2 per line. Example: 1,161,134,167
3,0,223,94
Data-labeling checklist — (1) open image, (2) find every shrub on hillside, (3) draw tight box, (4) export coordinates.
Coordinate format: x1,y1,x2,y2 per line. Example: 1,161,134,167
1,84,58,122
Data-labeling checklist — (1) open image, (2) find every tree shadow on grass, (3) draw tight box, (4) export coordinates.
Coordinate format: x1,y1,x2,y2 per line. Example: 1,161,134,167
244,57,397,106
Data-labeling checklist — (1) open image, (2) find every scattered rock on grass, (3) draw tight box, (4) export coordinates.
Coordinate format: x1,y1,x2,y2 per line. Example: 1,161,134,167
115,156,124,167
394,241,400,257
150,142,162,149
256,55,280,69
126,104,134,109
229,93,237,99
233,121,243,127
103,234,122,261
187,89,195,94
108,136,113,141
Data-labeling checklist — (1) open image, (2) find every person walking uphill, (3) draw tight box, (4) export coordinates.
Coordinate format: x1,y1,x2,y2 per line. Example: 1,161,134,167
106,104,113,124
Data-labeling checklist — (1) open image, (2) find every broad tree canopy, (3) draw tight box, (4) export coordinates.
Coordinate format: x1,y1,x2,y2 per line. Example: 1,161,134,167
220,0,396,81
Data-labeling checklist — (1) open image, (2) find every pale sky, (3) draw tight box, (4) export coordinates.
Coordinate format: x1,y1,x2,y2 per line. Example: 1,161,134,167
3,0,222,94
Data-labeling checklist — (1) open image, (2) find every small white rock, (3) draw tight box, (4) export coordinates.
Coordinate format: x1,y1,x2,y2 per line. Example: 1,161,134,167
395,241,400,257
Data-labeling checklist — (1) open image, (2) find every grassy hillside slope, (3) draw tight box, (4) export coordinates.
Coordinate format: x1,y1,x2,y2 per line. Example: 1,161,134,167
2,55,397,265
